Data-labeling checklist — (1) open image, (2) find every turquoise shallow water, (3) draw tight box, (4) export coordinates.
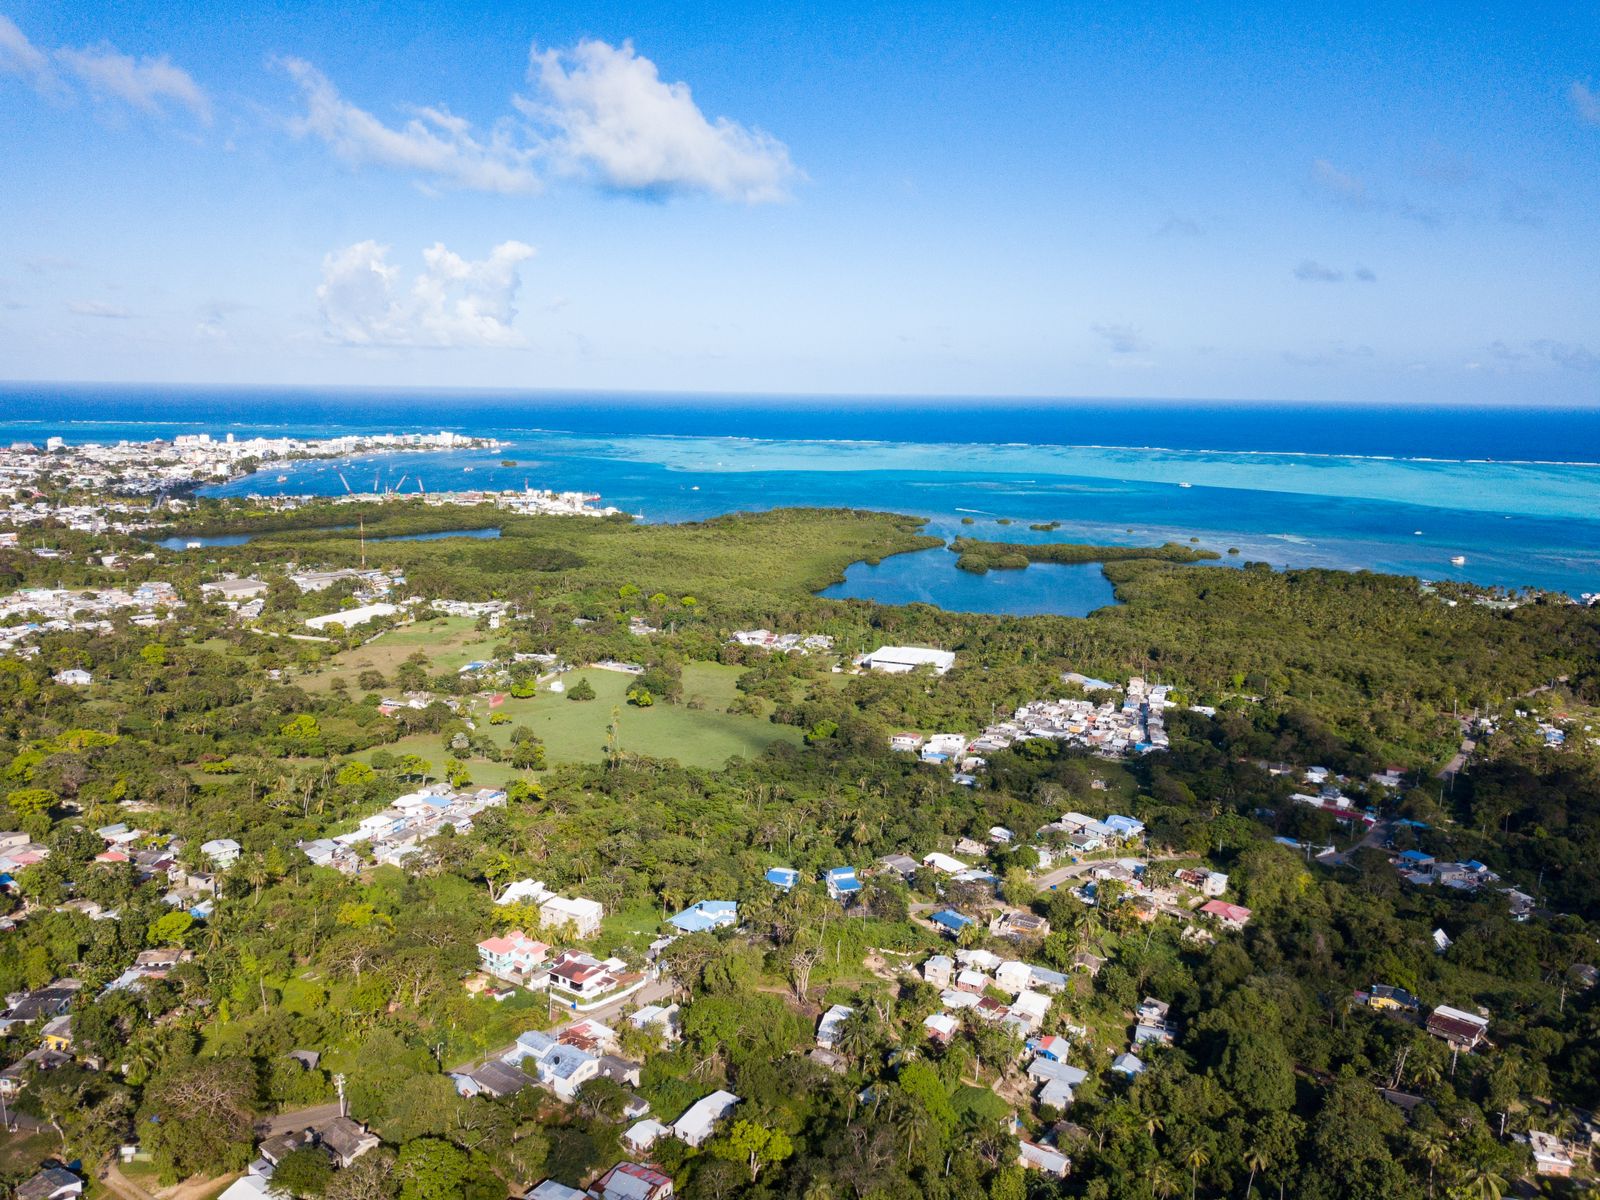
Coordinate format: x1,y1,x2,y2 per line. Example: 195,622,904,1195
2,386,1598,600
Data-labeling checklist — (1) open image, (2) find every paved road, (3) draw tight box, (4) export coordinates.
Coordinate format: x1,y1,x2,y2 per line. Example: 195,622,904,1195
1033,851,1189,893
1438,737,1475,779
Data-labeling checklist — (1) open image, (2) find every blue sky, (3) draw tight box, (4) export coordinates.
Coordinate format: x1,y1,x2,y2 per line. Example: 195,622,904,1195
1,1,1597,402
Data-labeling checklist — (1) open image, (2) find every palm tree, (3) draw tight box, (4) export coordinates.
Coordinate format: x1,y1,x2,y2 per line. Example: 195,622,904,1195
1450,1164,1506,1200
834,1008,879,1069
1242,1146,1269,1200
1149,1164,1180,1200
1185,1144,1210,1200
1409,1129,1449,1200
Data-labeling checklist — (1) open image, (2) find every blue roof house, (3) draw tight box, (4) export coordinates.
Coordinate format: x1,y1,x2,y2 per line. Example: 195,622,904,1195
765,867,798,892
1103,815,1145,839
823,867,862,901
929,910,973,936
668,900,739,934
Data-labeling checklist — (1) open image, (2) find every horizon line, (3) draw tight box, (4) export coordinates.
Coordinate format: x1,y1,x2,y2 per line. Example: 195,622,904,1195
1,377,1597,410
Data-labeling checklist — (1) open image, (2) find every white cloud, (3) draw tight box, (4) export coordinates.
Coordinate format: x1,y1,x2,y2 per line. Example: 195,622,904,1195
318,239,536,348
280,58,541,194
0,15,207,123
522,39,799,202
1309,158,1367,205
1091,323,1149,354
1571,81,1600,126
0,14,57,93
57,43,211,123
1293,259,1344,282
68,300,133,318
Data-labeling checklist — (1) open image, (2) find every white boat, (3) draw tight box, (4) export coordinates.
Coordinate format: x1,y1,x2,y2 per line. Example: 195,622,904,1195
275,474,288,483
1450,555,1466,565
1178,482,1192,488
184,541,201,550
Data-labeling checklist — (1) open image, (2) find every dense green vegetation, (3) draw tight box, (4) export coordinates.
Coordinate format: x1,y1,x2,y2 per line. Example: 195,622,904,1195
948,538,1220,574
1,500,1598,1200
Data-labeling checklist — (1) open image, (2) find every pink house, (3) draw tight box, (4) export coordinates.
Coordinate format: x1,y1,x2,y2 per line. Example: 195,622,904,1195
1199,900,1252,930
477,930,549,979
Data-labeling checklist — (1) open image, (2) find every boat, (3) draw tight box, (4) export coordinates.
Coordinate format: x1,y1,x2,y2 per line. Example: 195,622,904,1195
1450,555,1466,565
184,541,201,550
1178,482,1192,488
275,474,288,483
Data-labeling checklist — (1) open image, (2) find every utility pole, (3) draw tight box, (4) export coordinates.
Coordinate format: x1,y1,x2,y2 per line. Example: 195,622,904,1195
334,1072,347,1118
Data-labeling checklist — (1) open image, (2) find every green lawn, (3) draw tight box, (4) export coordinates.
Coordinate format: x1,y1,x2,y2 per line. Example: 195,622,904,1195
359,664,798,777
294,616,490,693
477,666,800,769
0,1129,57,1180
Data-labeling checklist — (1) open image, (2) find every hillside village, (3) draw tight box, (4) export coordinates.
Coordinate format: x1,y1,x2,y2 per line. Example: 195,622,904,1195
0,495,1595,1200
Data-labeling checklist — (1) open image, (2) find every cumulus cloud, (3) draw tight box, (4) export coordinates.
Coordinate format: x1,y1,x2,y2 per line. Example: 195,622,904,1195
1309,158,1367,205
1091,323,1149,354
1571,81,1600,126
282,39,797,202
521,39,798,202
280,58,540,194
68,299,133,318
318,239,536,348
57,43,211,123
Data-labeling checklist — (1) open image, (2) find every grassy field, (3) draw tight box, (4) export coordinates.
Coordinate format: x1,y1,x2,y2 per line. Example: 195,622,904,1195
0,1129,56,1180
294,616,496,693
474,664,800,769
357,663,798,778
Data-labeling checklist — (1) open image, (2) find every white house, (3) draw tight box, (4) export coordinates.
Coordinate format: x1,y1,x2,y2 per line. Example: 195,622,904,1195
496,878,551,907
863,646,955,675
540,895,604,939
52,669,91,686
922,851,968,875
623,1119,670,1154
200,838,241,869
304,603,399,631
816,1004,854,1050
673,1090,740,1147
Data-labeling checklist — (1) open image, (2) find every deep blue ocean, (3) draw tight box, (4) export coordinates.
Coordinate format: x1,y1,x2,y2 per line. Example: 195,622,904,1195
3,382,1599,605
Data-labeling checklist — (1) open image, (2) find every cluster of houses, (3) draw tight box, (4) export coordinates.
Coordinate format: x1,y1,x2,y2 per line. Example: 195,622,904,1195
889,675,1171,780
983,676,1171,758
0,582,182,655
0,944,204,1105
728,629,835,654
3,429,498,498
478,1016,739,1199
1390,850,1536,920
297,782,511,871
919,949,1072,1045
218,1111,388,1200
